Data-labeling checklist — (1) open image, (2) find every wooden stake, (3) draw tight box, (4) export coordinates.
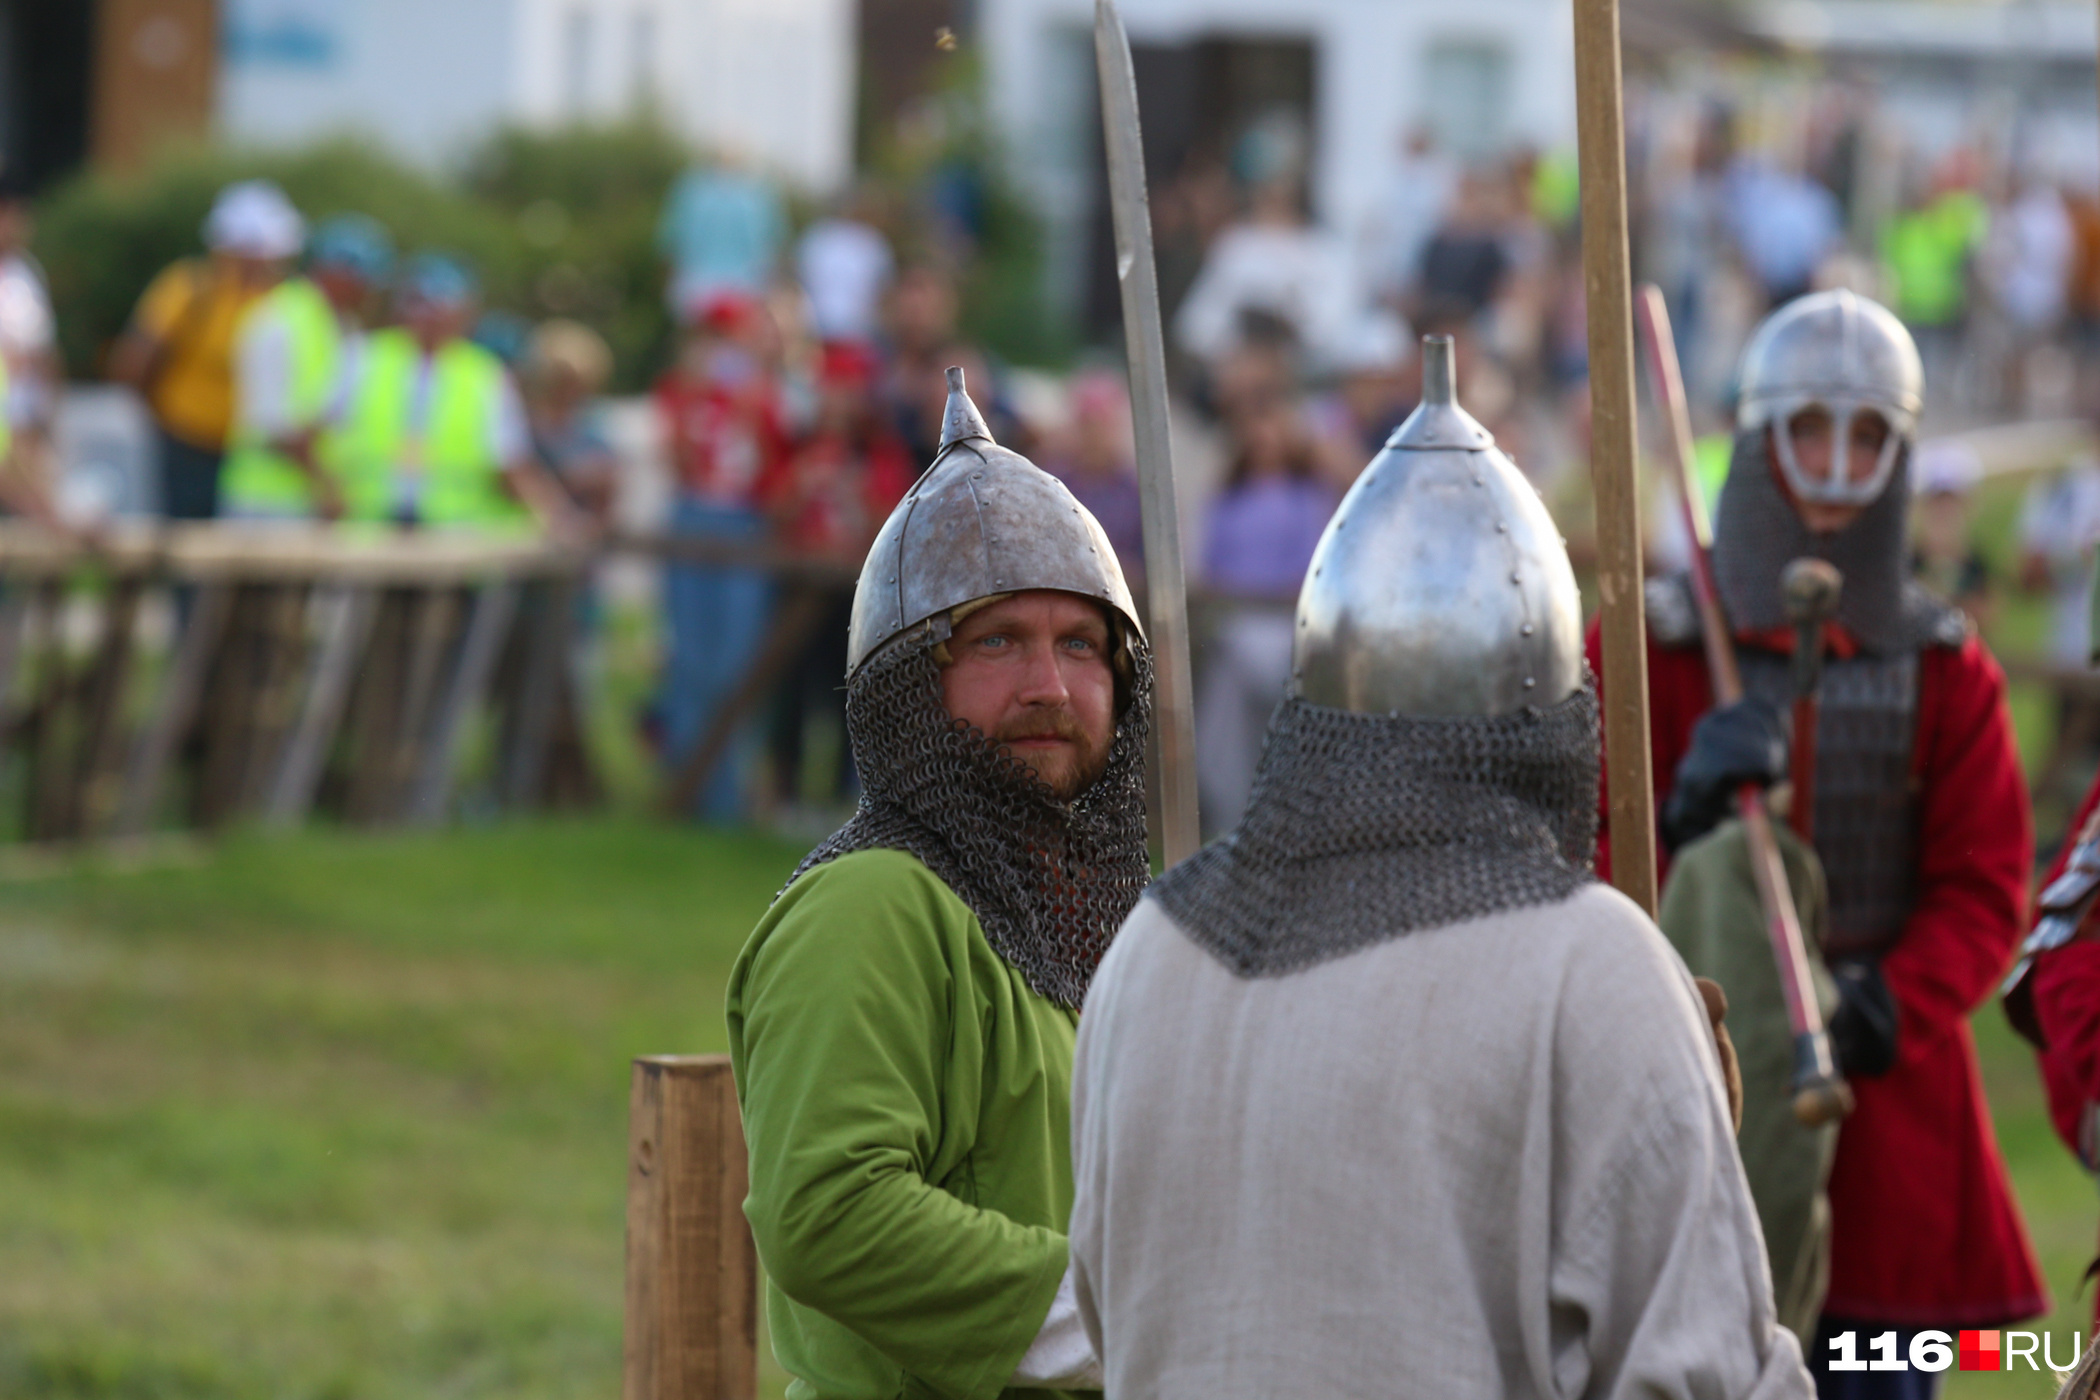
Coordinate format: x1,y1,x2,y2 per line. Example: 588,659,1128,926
386,587,464,821
624,1055,757,1400
263,585,380,828
409,581,521,827
115,583,234,838
25,580,73,841
72,579,145,838
343,590,413,823
1573,0,1658,919
498,578,576,808
234,583,316,814
0,590,30,721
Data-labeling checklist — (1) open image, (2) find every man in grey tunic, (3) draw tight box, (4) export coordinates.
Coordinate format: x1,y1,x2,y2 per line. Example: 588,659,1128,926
1067,337,1812,1400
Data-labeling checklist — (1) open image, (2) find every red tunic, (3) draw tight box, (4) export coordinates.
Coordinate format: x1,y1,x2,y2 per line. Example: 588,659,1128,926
2031,776,2100,1168
1588,619,2047,1325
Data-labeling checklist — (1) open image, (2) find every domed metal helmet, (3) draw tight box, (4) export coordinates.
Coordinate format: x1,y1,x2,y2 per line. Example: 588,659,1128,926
1736,288,1923,508
846,367,1143,676
1293,335,1583,716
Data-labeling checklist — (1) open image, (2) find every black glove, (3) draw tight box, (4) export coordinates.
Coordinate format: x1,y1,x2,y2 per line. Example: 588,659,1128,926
1829,959,1900,1078
1658,697,1789,852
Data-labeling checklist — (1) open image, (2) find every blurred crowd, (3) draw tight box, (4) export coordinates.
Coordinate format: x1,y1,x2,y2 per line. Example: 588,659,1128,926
14,82,2100,835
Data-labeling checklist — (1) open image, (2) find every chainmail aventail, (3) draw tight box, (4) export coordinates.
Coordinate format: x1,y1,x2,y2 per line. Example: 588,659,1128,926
787,628,1154,1009
1712,430,1963,655
1152,685,1600,979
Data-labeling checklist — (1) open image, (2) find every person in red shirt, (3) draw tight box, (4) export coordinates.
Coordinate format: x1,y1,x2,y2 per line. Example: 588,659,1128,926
764,340,914,813
1590,291,2044,1399
652,289,791,822
2007,603,2100,1318
2015,784,2100,1186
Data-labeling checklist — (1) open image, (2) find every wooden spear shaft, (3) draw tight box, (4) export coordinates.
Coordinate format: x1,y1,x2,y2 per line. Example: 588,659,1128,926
1572,0,1658,919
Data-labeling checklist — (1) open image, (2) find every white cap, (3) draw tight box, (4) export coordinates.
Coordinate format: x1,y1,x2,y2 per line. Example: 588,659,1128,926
1335,310,1413,375
203,180,305,259
1914,438,1984,497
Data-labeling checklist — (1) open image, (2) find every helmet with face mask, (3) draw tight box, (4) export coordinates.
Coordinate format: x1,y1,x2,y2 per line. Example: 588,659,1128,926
1698,295,1962,965
1736,289,1923,508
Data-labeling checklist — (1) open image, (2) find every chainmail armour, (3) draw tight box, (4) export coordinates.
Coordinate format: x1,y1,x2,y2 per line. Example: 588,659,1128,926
787,625,1154,1010
1151,686,1600,979
1740,651,1920,959
1712,430,1964,655
1695,427,1967,960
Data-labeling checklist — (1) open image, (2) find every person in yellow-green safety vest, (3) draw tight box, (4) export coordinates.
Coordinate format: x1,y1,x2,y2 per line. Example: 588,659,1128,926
222,214,394,521
337,253,579,535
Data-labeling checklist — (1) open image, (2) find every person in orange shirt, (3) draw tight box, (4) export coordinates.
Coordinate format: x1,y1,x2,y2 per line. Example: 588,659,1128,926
109,180,304,519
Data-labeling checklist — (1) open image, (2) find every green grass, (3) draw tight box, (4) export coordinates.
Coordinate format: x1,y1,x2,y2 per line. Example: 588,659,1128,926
0,819,2094,1397
0,820,805,1400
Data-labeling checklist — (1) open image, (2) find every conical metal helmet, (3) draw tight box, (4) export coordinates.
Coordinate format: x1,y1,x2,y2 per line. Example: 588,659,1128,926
846,367,1143,676
1293,336,1583,716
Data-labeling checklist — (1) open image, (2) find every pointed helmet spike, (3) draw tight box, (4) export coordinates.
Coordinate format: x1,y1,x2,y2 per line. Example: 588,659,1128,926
939,365,994,450
1421,333,1455,405
1388,333,1493,451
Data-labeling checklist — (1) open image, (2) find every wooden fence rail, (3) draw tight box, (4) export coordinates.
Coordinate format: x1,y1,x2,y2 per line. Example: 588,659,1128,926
0,521,874,845
0,523,599,842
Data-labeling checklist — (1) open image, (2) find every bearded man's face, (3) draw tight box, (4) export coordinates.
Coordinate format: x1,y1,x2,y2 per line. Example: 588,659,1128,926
938,590,1117,800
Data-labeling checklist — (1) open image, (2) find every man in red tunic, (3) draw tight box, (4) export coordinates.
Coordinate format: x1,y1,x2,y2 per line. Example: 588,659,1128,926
2008,666,2100,1320
2014,782,2100,1189
1590,290,2045,1398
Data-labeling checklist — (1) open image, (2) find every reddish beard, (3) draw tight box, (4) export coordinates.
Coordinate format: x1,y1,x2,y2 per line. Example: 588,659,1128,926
992,709,1113,800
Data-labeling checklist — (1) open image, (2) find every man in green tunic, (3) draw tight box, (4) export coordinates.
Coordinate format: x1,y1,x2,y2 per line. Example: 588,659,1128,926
727,368,1152,1400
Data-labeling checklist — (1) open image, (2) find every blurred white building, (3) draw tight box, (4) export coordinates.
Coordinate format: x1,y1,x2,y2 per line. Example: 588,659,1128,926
219,0,857,190
1749,0,2100,182
978,0,1581,326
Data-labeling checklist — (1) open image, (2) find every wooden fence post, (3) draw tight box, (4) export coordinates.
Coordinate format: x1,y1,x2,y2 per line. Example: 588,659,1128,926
624,1054,758,1400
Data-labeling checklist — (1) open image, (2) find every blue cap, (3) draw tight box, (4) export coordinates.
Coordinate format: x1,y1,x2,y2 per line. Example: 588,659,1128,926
401,251,478,308
308,214,394,282
471,310,531,366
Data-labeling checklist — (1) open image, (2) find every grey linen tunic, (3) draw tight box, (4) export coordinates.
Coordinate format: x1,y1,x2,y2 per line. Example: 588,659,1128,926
1068,883,1813,1400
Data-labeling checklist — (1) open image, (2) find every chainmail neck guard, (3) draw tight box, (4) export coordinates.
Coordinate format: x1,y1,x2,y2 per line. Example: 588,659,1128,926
1151,687,1600,979
787,626,1154,1010
1712,429,1961,655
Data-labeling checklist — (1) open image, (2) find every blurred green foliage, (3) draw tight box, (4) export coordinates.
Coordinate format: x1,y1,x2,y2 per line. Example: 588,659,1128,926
860,51,1071,368
460,122,697,392
32,98,1071,398
34,126,686,394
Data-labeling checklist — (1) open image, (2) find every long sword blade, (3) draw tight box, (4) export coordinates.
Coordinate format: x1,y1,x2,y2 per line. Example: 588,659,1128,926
1095,0,1200,866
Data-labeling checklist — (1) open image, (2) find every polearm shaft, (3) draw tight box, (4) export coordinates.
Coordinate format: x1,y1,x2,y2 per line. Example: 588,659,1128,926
1571,0,1657,918
1095,0,1201,866
1635,284,1853,1128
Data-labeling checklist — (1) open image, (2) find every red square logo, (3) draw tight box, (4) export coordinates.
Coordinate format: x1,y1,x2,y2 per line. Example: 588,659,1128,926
1960,1330,2001,1371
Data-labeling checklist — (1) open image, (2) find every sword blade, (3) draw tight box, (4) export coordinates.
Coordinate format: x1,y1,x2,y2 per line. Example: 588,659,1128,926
1095,0,1200,867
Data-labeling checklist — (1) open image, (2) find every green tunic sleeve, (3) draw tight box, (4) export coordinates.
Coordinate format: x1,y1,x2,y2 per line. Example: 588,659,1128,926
727,849,1072,1400
1656,818,1838,1341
